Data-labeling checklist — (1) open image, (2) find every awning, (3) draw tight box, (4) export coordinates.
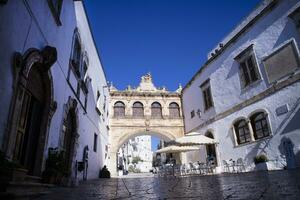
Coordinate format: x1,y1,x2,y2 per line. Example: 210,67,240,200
175,132,217,145
156,145,200,154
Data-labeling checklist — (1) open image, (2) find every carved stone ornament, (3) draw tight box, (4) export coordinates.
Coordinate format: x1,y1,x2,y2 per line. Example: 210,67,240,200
41,46,57,72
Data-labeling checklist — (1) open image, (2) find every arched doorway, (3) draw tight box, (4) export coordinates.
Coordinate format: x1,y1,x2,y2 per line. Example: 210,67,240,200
63,110,77,176
5,46,57,176
108,129,178,176
13,64,48,175
205,132,218,166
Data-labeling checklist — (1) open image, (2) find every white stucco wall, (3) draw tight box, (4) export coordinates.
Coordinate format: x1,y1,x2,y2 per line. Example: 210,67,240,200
182,0,300,171
0,0,109,181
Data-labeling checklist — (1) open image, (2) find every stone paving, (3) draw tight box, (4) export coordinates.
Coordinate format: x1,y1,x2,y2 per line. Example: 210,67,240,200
35,169,300,200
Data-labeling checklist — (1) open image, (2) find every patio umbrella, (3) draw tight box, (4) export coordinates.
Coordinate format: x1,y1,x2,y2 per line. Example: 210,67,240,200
156,145,200,153
175,132,217,145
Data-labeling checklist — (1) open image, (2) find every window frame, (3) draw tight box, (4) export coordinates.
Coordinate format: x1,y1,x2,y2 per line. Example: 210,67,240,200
113,101,125,118
151,102,162,118
169,102,180,118
234,119,251,145
250,112,271,140
132,101,144,118
200,79,214,111
235,45,261,89
93,133,98,152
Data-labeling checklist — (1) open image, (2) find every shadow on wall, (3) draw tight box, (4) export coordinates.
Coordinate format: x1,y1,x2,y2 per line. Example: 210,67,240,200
278,137,300,169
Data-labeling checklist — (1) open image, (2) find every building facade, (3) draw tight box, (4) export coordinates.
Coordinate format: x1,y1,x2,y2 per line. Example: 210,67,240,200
108,73,184,176
182,0,300,172
118,135,153,173
0,0,109,183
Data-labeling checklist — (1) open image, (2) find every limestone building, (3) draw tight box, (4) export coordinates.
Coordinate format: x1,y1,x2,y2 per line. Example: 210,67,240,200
118,135,152,173
108,73,185,176
0,0,109,185
182,0,300,172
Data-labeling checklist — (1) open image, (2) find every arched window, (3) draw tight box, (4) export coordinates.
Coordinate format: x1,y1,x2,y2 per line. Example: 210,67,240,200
250,112,270,140
151,102,162,118
234,119,251,144
70,30,82,77
169,102,180,118
114,101,125,117
132,102,144,118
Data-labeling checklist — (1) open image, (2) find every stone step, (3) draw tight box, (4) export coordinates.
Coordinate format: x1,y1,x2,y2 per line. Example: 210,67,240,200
24,175,42,183
0,191,51,200
5,181,55,194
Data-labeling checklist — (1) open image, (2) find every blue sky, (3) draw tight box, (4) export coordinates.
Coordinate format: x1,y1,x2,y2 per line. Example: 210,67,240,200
84,0,262,150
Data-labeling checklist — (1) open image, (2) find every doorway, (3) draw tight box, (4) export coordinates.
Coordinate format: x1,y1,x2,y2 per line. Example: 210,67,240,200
13,65,48,176
205,132,217,166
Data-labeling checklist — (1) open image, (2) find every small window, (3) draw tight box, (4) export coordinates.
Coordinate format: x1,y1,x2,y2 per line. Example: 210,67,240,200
97,91,100,101
47,0,63,26
114,101,125,117
234,119,251,145
250,112,270,140
169,102,180,118
200,80,214,110
240,56,259,87
235,46,260,88
93,133,98,152
151,102,162,118
191,110,195,118
71,36,82,76
132,102,144,118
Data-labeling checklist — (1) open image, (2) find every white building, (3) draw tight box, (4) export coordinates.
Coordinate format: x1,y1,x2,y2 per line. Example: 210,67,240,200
182,0,300,172
118,135,153,173
0,0,109,184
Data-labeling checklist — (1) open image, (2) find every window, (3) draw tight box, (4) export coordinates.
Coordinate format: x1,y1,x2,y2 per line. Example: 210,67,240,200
200,80,214,110
71,37,81,75
191,110,195,118
97,91,100,101
114,101,125,117
240,56,259,87
169,102,180,118
151,102,162,118
235,46,260,88
132,102,144,118
263,41,300,83
250,112,270,140
93,133,98,152
47,0,63,26
234,119,251,145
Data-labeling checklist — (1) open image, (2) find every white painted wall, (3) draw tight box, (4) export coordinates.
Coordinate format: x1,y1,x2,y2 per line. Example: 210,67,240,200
0,0,109,180
182,0,300,171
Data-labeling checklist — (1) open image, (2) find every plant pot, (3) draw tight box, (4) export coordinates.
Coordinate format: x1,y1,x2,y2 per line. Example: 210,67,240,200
0,167,28,182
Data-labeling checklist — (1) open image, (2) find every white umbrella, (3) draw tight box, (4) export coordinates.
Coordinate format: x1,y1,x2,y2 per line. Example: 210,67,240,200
156,145,200,153
175,132,217,145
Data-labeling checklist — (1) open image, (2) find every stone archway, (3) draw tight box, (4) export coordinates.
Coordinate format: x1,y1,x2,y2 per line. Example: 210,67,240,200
4,46,57,176
108,73,185,176
108,127,183,176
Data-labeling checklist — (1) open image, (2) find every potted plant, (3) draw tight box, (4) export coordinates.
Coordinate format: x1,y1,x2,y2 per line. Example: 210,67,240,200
0,151,28,183
254,154,269,171
42,148,69,184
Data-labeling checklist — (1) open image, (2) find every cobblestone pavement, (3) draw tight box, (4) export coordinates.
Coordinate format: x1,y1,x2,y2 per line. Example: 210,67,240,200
36,169,300,200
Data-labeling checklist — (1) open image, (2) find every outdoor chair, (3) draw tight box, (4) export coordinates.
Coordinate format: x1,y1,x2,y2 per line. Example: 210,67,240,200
236,158,246,172
180,164,186,176
222,160,230,173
